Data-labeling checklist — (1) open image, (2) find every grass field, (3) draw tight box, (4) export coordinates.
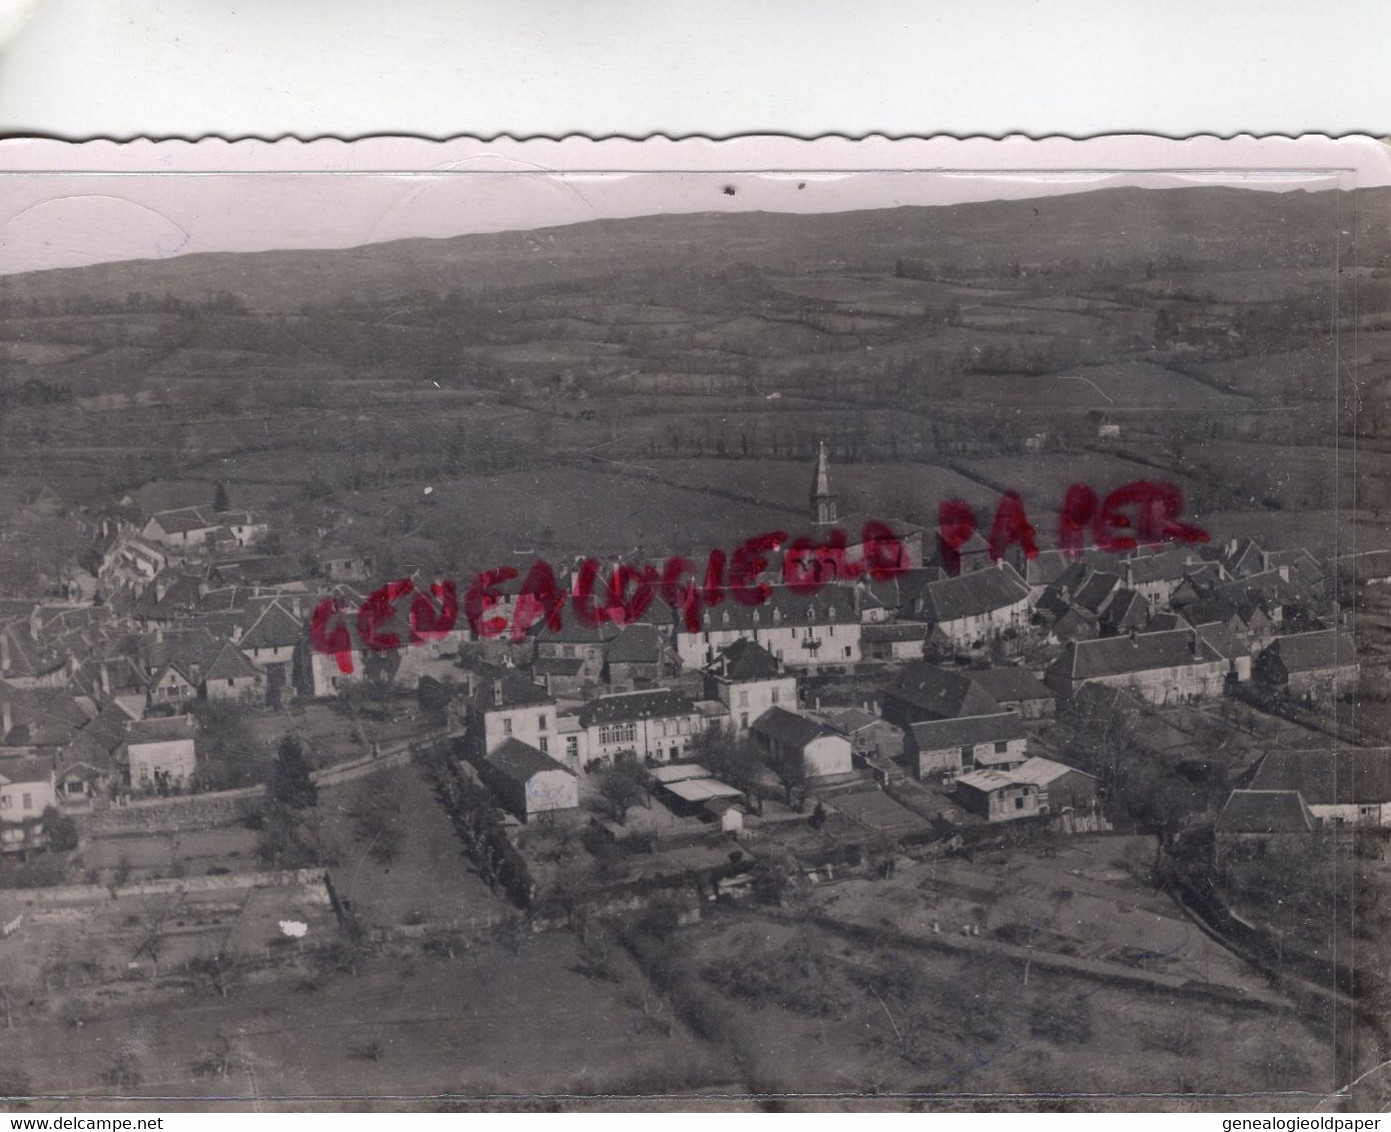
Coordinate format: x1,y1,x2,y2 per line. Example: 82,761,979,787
676,839,1336,1110
7,931,730,1110
313,763,503,934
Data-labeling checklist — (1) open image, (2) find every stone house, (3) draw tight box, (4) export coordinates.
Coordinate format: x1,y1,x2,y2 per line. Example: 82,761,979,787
905,711,1027,784
1045,629,1229,704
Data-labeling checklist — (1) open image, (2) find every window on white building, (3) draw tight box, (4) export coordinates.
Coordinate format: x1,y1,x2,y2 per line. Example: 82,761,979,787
538,736,549,753
503,718,513,736
538,714,548,731
771,687,781,704
598,722,637,746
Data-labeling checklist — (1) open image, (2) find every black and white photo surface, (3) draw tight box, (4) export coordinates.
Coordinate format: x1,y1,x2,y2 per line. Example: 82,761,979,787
0,135,1387,1112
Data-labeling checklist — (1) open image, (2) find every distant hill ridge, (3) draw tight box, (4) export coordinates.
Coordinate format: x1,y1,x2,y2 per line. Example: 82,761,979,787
1,184,1387,314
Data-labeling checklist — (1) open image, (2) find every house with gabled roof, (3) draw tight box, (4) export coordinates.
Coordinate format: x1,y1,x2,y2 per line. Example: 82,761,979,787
1248,747,1391,826
1047,606,1101,646
533,618,620,684
476,738,578,823
148,658,200,709
141,507,223,549
0,620,67,689
123,714,197,793
203,639,266,704
750,706,853,779
239,601,302,668
818,705,902,762
1099,587,1150,637
57,718,124,804
1121,547,1207,605
1192,621,1253,682
0,686,90,756
1009,756,1098,815
574,687,708,766
860,621,928,662
673,585,862,672
603,623,670,689
918,562,1032,650
465,672,557,761
881,663,1001,729
967,665,1057,719
531,655,587,698
88,655,149,718
905,711,1027,783
0,757,56,853
1221,537,1270,580
954,768,1041,822
317,547,372,583
1214,789,1316,866
296,608,369,699
855,568,944,622
1045,628,1229,704
1268,547,1326,596
1072,570,1121,617
702,639,798,735
1253,630,1358,702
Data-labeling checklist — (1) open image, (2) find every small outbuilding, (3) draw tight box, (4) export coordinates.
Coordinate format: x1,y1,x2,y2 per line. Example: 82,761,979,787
479,738,579,823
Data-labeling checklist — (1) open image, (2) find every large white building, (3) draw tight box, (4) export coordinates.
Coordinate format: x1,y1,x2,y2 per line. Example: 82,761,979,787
566,687,709,767
675,586,862,673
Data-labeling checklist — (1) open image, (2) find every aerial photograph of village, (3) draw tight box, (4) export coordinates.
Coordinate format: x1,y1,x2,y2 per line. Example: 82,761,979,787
0,166,1388,1112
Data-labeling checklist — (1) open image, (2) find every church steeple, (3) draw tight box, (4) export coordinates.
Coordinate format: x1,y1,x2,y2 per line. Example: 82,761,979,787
810,439,837,526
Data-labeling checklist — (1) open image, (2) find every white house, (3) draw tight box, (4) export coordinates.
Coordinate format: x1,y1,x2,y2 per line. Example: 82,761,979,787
675,586,862,673
702,639,799,735
0,757,56,852
479,738,579,823
573,688,708,767
465,672,559,760
123,715,197,792
749,706,854,779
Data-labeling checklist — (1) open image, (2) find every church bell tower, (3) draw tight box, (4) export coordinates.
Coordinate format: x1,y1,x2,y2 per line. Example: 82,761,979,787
810,439,837,526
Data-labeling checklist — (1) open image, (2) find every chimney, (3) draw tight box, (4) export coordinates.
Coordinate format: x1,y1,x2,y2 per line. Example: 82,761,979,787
1189,629,1200,657
1128,628,1138,644
100,661,111,696
492,680,504,708
0,632,9,675
1,699,10,737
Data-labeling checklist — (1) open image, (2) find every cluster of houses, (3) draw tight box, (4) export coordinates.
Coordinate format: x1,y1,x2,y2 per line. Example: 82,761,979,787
0,449,1363,852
